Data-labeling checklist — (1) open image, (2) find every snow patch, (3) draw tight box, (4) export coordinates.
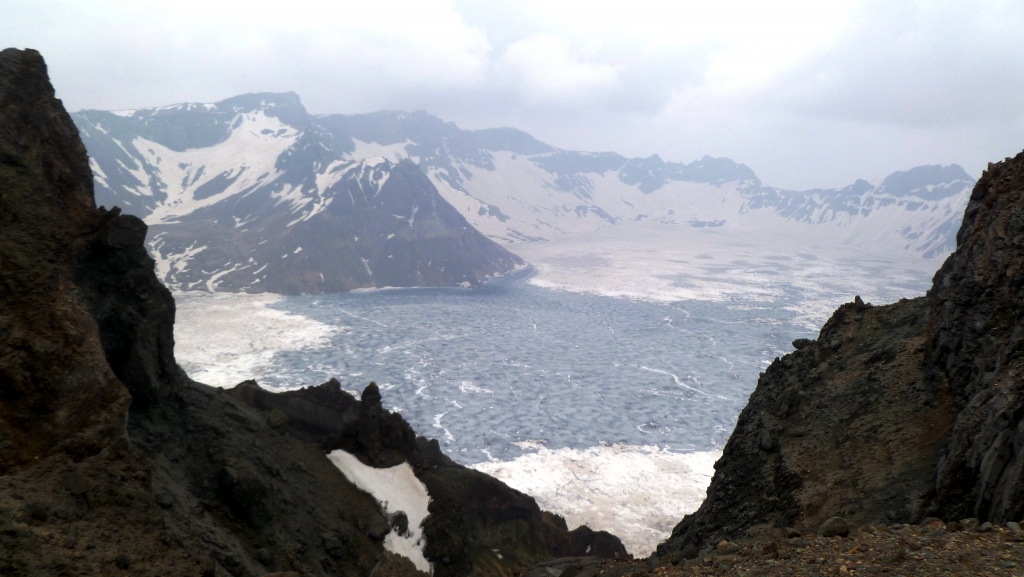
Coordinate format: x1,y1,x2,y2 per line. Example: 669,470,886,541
136,111,299,223
149,239,208,289
346,139,414,164
205,262,247,292
327,450,431,573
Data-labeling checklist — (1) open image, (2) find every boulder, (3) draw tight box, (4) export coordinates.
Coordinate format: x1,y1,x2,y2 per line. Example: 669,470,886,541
819,517,850,538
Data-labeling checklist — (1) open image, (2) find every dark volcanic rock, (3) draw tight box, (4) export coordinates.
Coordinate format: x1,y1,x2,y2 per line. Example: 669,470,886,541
818,517,849,538
369,551,429,577
227,379,631,577
926,152,1024,522
658,296,954,556
657,150,1024,557
73,209,183,409
390,511,410,536
0,47,131,471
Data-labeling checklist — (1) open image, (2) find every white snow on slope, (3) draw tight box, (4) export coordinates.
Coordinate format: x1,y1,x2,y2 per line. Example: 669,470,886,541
425,151,968,259
135,111,299,223
149,236,208,290
346,139,414,164
173,292,336,387
327,450,432,573
473,444,719,558
314,160,359,205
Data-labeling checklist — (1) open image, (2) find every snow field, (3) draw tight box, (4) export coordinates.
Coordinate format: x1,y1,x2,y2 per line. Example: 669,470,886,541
327,450,432,573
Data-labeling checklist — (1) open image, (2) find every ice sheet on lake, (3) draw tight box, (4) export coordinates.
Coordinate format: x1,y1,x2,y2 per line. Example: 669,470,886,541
327,450,431,572
473,443,719,558
513,223,940,330
173,292,336,387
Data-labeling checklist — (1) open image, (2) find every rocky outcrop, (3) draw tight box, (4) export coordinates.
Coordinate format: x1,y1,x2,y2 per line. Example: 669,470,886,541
229,379,630,577
0,47,132,472
657,150,1024,558
927,152,1024,522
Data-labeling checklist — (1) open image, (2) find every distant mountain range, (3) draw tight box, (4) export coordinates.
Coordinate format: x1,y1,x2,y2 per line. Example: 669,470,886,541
71,92,973,293
72,94,523,294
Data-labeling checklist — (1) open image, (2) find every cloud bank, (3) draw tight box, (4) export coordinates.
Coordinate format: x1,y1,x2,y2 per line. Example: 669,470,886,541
4,0,1022,188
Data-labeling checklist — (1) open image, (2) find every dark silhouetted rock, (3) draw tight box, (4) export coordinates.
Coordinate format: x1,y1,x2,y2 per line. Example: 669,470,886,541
391,510,410,536
792,338,814,350
369,552,429,577
267,408,289,429
367,514,391,540
0,47,131,472
819,517,850,538
226,378,631,576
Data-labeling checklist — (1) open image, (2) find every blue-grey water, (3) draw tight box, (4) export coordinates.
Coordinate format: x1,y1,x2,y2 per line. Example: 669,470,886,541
250,272,818,464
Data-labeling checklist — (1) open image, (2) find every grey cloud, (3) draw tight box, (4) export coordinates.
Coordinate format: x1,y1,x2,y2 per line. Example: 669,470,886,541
766,1,1024,127
2,1,1023,190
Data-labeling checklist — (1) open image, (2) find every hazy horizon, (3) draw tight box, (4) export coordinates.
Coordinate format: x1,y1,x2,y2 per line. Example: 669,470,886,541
5,0,1023,189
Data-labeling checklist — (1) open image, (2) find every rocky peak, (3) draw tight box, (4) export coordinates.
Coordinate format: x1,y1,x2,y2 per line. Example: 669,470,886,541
877,163,974,200
1,48,133,473
0,46,182,472
926,150,1024,521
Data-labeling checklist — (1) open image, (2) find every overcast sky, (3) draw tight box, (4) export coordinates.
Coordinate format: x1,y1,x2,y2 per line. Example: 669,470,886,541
4,0,1023,188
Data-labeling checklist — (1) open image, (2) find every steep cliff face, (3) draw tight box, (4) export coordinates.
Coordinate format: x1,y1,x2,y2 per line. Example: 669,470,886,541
927,151,1024,522
657,150,1024,558
0,47,132,471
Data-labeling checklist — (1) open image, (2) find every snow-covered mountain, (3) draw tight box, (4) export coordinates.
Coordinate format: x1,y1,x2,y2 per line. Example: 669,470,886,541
72,94,523,293
277,104,971,258
72,92,973,294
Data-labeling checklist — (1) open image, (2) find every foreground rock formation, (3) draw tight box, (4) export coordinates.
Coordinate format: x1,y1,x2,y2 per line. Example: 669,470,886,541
658,150,1024,558
228,380,628,576
0,48,624,577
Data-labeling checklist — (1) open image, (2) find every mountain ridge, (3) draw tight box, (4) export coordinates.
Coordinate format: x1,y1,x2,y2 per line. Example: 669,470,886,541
75,94,525,294
73,92,972,296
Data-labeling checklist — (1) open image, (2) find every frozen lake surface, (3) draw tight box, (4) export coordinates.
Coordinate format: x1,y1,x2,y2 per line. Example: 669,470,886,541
184,273,808,459
173,230,941,556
